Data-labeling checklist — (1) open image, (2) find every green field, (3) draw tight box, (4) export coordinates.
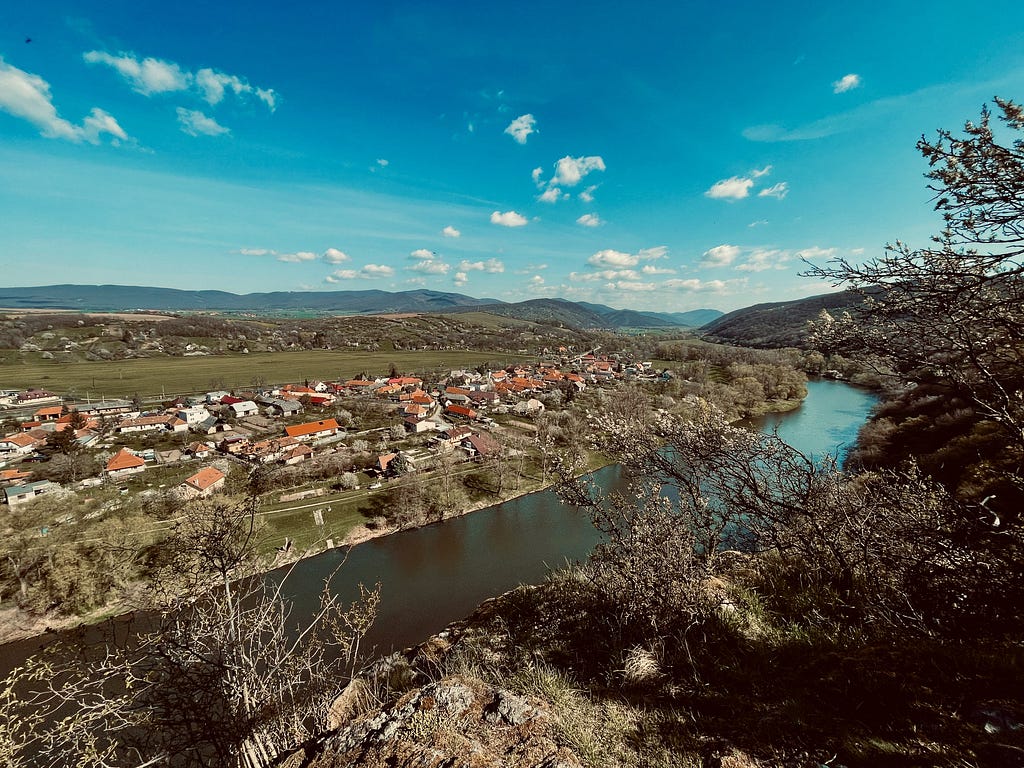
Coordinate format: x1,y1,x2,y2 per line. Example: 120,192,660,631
0,350,526,398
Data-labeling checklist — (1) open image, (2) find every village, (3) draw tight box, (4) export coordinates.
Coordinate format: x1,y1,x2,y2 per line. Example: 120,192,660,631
0,352,664,517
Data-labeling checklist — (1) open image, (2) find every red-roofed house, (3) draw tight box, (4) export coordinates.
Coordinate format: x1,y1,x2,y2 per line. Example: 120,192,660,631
34,405,64,421
1,468,33,486
281,444,314,465
284,419,340,441
179,466,226,498
106,448,146,478
445,404,478,421
0,433,44,457
463,432,501,458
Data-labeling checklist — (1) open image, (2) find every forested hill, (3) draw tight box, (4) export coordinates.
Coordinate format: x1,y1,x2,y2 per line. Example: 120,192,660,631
446,298,722,329
700,289,869,348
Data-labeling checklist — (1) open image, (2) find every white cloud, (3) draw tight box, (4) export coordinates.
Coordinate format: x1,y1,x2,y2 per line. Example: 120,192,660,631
0,58,129,144
638,246,668,260
83,51,189,95
748,219,769,228
277,251,317,263
579,185,597,203
442,225,461,238
323,248,349,264
611,281,658,292
331,264,395,280
551,155,606,187
458,259,504,273
324,275,342,284
240,248,272,256
577,213,603,227
504,113,536,144
736,248,788,272
537,187,562,203
570,269,640,282
663,278,728,292
587,246,668,269
751,165,773,178
642,265,675,275
376,158,389,167
410,259,450,274
80,108,129,144
531,167,544,187
833,73,861,94
176,107,229,137
84,50,276,110
195,68,248,104
758,182,789,199
490,210,528,227
702,244,742,267
588,249,637,268
705,176,755,200
529,275,545,286
453,272,468,287
795,246,837,261
410,248,435,259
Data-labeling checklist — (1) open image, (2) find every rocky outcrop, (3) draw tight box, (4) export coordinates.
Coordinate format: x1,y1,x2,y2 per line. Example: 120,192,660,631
279,674,580,768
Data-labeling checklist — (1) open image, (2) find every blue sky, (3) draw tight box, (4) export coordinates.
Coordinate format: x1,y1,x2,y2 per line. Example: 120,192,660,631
1,1,1023,312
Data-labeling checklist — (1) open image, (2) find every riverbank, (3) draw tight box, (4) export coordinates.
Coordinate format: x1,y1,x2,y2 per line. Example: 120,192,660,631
0,394,809,649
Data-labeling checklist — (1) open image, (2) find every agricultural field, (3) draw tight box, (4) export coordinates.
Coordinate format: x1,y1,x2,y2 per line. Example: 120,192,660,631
0,350,526,399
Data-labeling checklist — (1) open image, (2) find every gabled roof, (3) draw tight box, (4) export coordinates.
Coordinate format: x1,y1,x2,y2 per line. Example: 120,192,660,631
284,419,340,438
184,466,225,491
465,433,500,456
1,433,40,448
106,448,145,472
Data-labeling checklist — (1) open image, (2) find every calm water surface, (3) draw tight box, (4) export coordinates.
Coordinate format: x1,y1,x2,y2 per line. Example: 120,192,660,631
0,378,877,668
277,378,878,656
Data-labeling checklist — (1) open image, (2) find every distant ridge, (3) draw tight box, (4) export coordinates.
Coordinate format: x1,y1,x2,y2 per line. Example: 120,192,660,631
700,289,870,348
0,285,496,313
448,298,722,329
0,285,724,330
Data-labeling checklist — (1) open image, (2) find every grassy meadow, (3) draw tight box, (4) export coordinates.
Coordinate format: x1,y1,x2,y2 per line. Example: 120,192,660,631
0,350,524,399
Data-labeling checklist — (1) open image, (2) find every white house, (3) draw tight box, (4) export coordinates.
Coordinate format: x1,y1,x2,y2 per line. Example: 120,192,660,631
229,400,259,418
176,406,212,426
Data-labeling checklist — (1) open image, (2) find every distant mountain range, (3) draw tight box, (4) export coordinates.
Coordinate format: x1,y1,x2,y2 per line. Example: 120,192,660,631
0,285,723,330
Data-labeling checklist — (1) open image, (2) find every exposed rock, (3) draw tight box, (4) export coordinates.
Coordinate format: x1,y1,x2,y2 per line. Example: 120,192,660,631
283,675,579,768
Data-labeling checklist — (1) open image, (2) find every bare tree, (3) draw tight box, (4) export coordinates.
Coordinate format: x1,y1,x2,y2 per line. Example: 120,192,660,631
806,98,1024,446
2,495,379,767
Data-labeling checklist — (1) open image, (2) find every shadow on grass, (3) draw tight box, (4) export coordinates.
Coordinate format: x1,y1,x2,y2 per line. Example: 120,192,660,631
451,575,1024,767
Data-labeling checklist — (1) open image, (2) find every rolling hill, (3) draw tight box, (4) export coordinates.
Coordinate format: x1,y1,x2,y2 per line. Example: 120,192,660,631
700,289,870,348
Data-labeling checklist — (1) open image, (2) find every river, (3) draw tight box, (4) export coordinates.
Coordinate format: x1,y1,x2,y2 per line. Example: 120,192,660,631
273,378,879,657
0,378,877,670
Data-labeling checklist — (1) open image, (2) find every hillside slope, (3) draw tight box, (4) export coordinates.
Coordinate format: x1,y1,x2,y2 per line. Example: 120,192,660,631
701,289,869,348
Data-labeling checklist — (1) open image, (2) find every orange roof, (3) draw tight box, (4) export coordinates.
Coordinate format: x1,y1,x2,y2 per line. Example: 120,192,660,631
345,379,376,387
106,449,145,472
2,433,38,448
284,419,340,438
1,469,32,482
34,406,63,417
184,466,225,491
446,404,478,418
